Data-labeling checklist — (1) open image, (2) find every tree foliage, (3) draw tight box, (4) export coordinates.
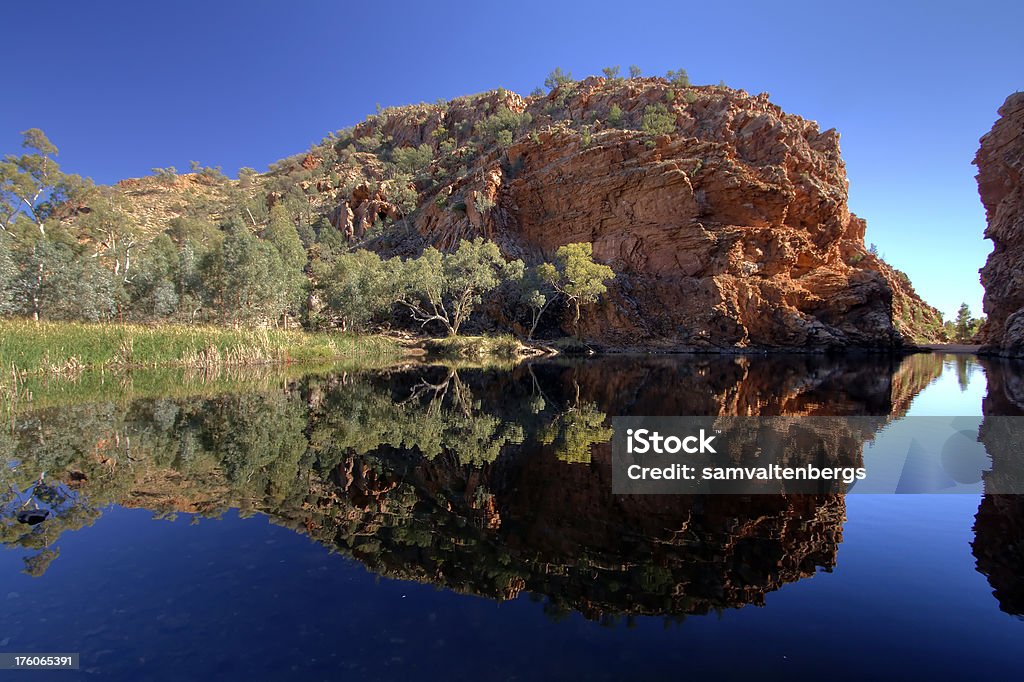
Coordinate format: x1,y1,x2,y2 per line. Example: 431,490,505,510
544,67,574,90
641,104,676,137
666,68,691,86
550,243,615,333
392,144,434,176
394,238,523,336
0,128,90,238
953,303,983,343
317,249,394,331
521,243,615,337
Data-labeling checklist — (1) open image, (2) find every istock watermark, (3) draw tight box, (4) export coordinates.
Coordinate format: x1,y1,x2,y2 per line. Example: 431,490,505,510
611,416,1024,495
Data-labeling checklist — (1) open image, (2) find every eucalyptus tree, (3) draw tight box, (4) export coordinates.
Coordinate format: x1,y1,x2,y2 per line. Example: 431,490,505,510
392,237,524,336
521,242,615,337
0,129,89,239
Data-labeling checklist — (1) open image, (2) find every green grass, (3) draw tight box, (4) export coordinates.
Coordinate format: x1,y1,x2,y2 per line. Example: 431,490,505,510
422,334,525,361
0,319,402,375
1,363,371,415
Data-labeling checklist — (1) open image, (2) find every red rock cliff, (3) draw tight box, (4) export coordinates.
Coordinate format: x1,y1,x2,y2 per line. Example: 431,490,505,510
977,93,1024,355
368,78,942,348
105,77,945,349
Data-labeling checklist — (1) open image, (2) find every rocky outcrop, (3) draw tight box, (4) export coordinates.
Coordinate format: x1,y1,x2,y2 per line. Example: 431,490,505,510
977,93,1024,355
103,77,945,349
361,78,942,349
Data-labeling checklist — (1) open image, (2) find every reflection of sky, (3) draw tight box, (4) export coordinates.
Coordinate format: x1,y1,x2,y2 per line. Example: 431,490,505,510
904,356,986,417
1,355,1021,678
840,356,1018,675
855,356,989,494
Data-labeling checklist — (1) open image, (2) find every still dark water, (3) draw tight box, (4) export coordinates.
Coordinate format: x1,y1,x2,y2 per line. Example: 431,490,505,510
2,353,1023,680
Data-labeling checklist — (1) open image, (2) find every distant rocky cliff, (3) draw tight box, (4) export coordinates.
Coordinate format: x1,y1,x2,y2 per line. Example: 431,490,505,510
106,77,945,349
977,93,1024,356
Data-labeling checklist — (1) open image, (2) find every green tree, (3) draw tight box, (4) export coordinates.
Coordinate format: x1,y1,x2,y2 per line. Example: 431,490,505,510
544,67,574,90
0,239,16,314
393,238,524,336
551,243,615,334
642,104,676,137
392,144,434,177
14,239,117,321
77,186,139,281
521,263,559,339
521,244,615,338
628,65,642,79
263,204,307,270
608,104,624,128
166,215,220,246
1,129,89,239
201,226,292,324
237,167,258,188
475,107,532,149
602,65,621,80
953,303,982,343
317,249,394,331
127,233,180,319
666,68,690,86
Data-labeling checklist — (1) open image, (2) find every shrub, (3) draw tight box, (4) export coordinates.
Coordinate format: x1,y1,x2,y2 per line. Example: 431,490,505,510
641,104,676,137
151,167,178,185
608,104,624,127
392,144,434,176
545,67,574,90
475,107,532,149
474,193,496,215
666,68,690,86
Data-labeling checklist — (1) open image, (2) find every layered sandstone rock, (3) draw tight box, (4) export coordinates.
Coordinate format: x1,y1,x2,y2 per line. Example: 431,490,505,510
375,78,942,348
102,77,945,349
977,93,1024,355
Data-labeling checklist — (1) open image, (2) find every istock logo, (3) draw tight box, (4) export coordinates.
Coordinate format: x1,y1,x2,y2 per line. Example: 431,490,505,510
625,428,717,454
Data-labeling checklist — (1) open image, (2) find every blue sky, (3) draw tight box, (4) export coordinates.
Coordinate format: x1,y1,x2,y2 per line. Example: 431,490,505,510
2,1,1021,320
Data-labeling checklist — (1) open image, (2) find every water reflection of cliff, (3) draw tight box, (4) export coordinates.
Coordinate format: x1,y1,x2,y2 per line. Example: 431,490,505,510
973,357,1024,617
1,353,942,619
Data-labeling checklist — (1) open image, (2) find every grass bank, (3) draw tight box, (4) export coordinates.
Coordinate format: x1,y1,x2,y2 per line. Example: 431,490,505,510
0,320,402,375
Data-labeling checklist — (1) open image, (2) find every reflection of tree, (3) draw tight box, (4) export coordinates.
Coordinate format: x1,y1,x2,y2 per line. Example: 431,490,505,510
535,377,612,464
0,391,315,574
955,355,972,392
0,353,944,608
309,368,524,468
0,475,100,577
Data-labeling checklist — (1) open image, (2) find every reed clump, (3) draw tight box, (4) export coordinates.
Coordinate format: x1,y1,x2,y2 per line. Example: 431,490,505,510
0,319,403,376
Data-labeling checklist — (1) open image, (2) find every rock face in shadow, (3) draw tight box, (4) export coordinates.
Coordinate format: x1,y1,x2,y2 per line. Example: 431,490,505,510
973,357,1024,616
977,93,1024,356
